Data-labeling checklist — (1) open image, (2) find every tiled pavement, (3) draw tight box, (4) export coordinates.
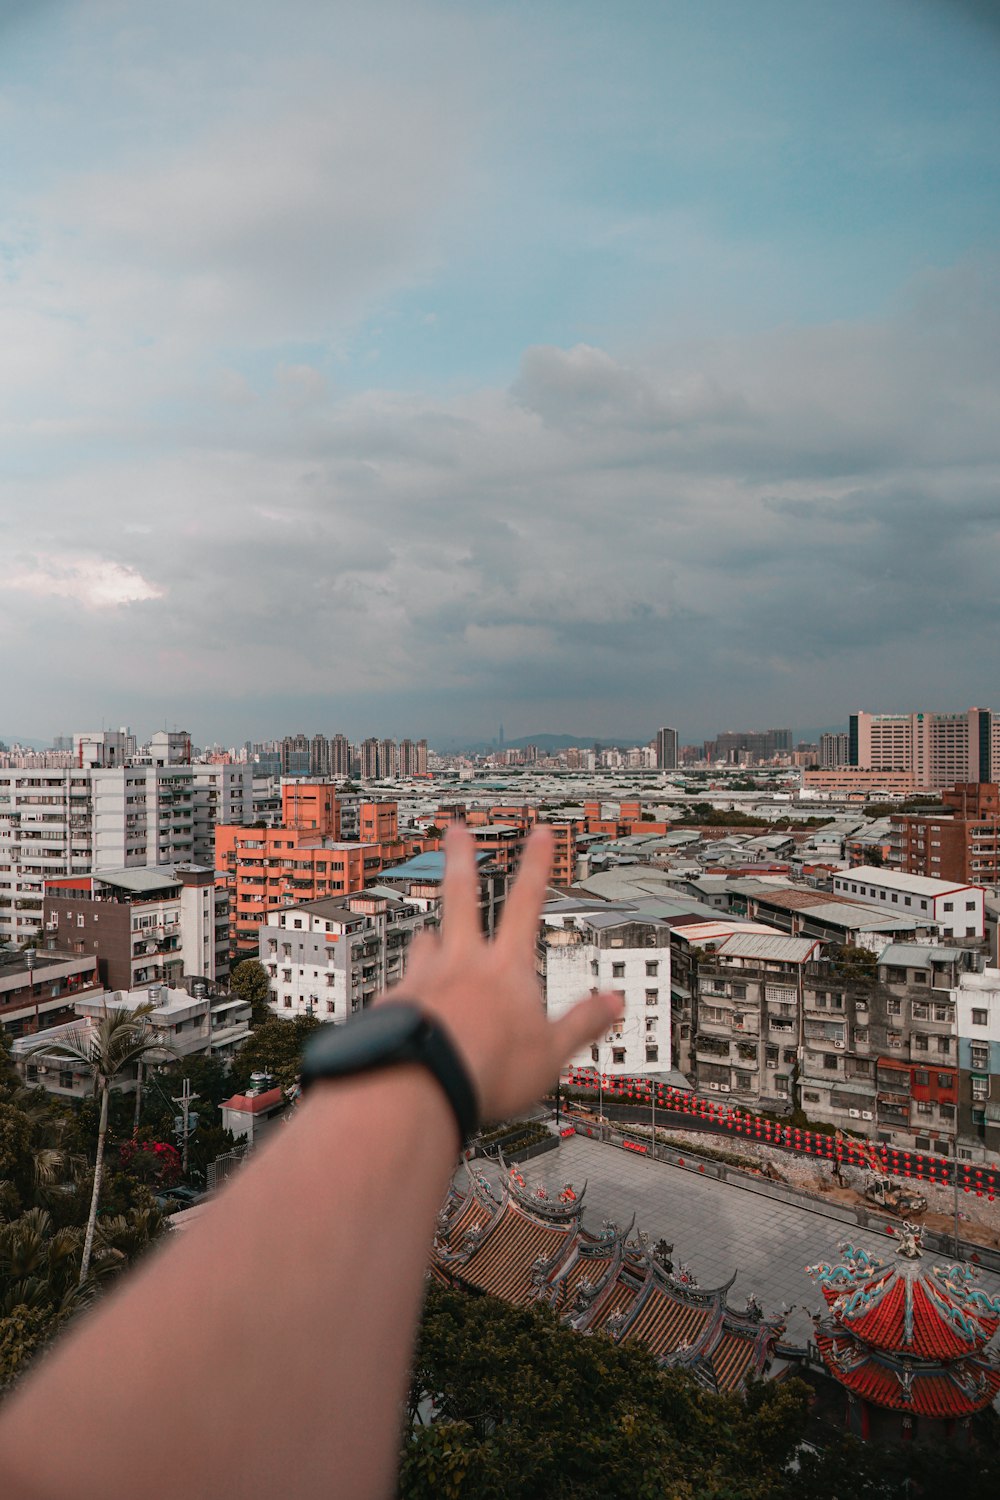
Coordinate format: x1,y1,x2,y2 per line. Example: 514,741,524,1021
468,1136,1000,1321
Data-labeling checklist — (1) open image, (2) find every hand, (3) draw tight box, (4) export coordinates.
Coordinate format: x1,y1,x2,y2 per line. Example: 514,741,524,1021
387,823,619,1124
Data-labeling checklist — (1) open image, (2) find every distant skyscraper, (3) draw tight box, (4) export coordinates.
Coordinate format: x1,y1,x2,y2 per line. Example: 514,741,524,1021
655,727,678,771
499,722,505,748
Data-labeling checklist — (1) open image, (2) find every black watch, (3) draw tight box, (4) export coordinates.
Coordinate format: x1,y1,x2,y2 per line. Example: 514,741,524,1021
299,1002,479,1146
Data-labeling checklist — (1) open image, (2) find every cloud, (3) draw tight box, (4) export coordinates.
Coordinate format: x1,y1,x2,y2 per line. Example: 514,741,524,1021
8,555,164,609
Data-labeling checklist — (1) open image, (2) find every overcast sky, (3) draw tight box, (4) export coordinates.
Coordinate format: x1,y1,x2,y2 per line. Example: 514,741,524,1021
3,1,999,748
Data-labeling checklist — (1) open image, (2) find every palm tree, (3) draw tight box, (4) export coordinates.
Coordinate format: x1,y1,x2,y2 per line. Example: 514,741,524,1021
29,1002,169,1285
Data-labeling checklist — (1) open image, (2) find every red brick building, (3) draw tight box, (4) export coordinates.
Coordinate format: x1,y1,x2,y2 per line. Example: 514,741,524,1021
889,783,1000,885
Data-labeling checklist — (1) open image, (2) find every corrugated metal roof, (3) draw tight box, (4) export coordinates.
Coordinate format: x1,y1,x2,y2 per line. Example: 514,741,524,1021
876,943,970,967
715,933,820,962
840,866,980,897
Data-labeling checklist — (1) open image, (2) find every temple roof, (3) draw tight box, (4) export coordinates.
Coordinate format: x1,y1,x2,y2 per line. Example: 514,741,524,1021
814,1330,1000,1419
807,1236,1000,1359
434,1161,781,1395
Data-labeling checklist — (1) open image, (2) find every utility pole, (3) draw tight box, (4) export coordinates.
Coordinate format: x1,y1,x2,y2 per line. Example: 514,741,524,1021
172,1077,200,1177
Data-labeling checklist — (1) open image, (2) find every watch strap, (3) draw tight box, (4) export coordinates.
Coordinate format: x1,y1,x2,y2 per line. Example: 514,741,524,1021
412,1011,480,1147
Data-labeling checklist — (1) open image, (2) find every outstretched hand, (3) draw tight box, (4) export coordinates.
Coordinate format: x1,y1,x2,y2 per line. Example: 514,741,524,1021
388,823,619,1124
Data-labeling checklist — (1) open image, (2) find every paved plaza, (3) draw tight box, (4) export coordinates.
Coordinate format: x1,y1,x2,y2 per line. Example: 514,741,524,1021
469,1136,1000,1319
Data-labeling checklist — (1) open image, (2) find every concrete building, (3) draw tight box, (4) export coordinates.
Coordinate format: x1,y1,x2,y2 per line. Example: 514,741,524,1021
819,732,850,769
847,707,1000,790
832,867,985,941
953,966,1000,1159
42,865,228,991
654,727,679,771
12,979,252,1099
538,900,672,1077
0,764,204,945
692,932,820,1107
888,783,1000,887
260,890,437,1021
0,948,101,1038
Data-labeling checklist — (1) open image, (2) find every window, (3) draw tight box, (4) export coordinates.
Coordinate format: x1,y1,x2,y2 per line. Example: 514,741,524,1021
936,1036,951,1055
293,919,302,929
612,962,625,979
645,960,659,977
283,997,292,1008
645,1046,659,1063
914,1069,930,1086
612,1048,626,1065
886,998,901,1016
970,1043,989,1070
887,1031,903,1048
823,1054,839,1071
913,1002,928,1019
59,1070,73,1089
943,901,953,912
282,968,291,982
914,1034,928,1052
966,900,976,911
972,1008,988,1027
939,1102,955,1120
803,1090,820,1103
913,971,926,984
765,1045,778,1063
971,1076,989,1101
645,990,658,1006
966,927,977,937
591,1044,599,1063
645,1018,656,1033
590,960,599,976
937,1073,952,1090
731,983,747,1001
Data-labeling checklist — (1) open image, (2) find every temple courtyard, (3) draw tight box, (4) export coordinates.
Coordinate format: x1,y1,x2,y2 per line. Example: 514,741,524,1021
469,1136,1000,1318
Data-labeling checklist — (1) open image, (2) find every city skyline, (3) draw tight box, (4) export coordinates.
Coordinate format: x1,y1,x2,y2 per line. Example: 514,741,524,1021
3,3,999,743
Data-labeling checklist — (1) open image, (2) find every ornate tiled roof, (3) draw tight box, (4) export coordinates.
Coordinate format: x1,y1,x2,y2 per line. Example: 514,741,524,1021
807,1235,1000,1359
814,1331,1000,1419
434,1161,783,1395
807,1226,1000,1420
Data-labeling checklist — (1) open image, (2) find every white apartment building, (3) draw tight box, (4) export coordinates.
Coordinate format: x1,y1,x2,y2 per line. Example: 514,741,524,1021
0,761,250,945
260,891,437,1022
832,866,985,940
538,900,672,1077
12,980,252,1100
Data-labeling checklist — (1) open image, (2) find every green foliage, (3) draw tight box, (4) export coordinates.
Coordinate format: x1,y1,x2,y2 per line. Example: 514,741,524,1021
402,1284,810,1500
0,1303,63,1392
227,1014,321,1094
229,959,274,1025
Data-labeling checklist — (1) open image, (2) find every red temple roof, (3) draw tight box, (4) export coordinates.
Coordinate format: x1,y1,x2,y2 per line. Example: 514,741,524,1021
814,1330,1000,1419
808,1239,1000,1359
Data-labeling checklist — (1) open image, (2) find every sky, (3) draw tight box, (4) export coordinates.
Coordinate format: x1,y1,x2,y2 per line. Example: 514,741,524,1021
2,0,1000,748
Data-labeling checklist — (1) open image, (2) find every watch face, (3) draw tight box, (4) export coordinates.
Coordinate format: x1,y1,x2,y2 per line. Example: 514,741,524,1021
303,1002,426,1080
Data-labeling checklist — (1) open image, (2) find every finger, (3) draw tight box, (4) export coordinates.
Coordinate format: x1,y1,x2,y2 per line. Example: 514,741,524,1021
497,825,553,957
441,824,482,947
549,991,621,1069
401,928,441,976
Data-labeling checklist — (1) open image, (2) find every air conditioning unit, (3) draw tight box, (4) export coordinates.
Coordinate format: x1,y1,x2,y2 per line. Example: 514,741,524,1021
848,1108,861,1119
719,1084,731,1093
862,1110,874,1121
707,1082,719,1092
833,1040,845,1049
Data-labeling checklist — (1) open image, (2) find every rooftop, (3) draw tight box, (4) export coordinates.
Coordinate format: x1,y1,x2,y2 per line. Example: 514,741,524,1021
843,866,983,898
714,933,820,963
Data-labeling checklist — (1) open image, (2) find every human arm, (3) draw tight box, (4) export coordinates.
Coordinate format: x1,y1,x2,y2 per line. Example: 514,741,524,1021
0,825,618,1499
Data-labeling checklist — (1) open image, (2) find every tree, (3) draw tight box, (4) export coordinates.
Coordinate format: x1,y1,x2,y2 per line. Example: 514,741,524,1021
229,959,274,1026
401,1283,810,1499
227,1014,321,1095
30,1002,169,1285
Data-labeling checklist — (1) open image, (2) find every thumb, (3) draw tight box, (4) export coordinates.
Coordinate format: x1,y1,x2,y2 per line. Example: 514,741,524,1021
550,991,621,1068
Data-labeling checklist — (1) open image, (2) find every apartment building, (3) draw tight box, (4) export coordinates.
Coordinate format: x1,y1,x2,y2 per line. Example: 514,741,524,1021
42,865,228,991
539,900,672,1077
0,764,202,945
260,890,437,1022
692,933,820,1107
819,733,850,769
376,849,507,937
12,979,252,1099
889,783,1000,886
0,948,101,1038
953,966,1000,1159
832,866,985,940
215,782,404,957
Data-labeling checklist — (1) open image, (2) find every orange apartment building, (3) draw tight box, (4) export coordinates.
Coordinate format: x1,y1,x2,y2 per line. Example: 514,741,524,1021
216,783,403,957
583,799,670,839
